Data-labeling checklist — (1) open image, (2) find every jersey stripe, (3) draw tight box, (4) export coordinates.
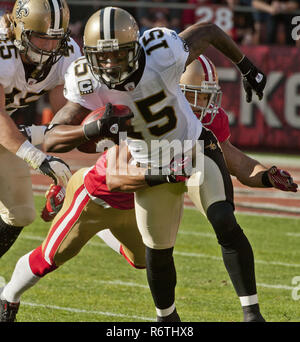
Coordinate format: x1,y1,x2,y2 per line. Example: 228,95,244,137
43,185,90,265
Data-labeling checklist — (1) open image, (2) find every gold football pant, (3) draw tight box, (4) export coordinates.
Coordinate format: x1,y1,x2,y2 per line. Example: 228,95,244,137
38,168,145,269
0,145,36,227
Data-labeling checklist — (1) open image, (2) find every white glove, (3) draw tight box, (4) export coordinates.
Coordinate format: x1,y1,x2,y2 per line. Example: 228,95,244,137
38,155,72,187
16,140,72,186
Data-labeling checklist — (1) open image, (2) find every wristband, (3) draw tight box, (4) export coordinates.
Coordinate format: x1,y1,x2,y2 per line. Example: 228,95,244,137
83,120,101,140
16,140,46,169
236,56,252,76
145,174,168,187
261,171,273,187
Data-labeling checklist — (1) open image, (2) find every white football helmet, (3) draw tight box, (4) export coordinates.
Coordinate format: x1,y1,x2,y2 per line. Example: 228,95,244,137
180,55,222,125
83,7,141,88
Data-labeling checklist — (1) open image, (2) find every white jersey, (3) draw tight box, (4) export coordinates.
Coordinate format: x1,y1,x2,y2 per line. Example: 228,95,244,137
0,38,81,115
64,28,202,167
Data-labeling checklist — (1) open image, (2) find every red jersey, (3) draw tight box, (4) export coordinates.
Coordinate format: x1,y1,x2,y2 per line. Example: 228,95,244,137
84,151,134,210
202,107,231,143
84,107,230,209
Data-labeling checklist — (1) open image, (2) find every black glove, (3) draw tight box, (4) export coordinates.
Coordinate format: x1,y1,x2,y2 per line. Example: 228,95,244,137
236,56,266,103
83,103,134,144
145,154,192,186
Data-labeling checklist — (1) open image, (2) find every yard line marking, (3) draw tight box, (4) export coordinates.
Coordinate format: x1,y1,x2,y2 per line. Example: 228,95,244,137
21,234,300,268
174,251,300,268
94,279,295,292
257,283,294,291
235,202,300,213
94,280,148,289
286,232,300,237
22,301,155,322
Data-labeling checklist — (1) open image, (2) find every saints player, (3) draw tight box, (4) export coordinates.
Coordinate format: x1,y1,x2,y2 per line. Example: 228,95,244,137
1,7,268,322
75,7,266,322
0,0,82,258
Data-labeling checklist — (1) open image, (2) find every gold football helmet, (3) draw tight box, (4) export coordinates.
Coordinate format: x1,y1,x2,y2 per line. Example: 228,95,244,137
83,7,141,87
180,55,222,125
12,0,70,65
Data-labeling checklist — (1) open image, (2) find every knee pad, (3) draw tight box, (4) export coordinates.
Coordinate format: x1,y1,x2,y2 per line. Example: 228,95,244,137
2,205,36,227
206,201,243,246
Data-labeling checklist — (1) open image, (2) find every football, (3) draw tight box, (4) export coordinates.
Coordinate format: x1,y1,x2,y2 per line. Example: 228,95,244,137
78,104,132,153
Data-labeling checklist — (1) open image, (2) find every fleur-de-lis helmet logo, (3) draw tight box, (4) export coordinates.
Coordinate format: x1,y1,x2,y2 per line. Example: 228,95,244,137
15,0,30,19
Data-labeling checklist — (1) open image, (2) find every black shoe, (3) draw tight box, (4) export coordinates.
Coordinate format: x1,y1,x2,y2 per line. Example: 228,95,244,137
157,308,181,322
0,291,20,322
243,304,265,322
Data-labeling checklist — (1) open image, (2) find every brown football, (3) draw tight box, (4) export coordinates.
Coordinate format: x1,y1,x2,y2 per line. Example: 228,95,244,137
78,104,132,153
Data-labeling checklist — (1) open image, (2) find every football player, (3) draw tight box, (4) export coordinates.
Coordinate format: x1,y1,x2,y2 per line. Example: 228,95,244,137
180,55,298,194
0,0,82,258
1,7,268,322
76,7,267,322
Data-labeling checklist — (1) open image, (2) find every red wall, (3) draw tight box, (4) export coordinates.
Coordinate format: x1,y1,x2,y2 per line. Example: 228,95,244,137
206,46,300,153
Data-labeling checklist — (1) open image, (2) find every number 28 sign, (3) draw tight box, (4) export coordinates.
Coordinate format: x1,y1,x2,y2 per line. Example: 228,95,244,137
195,5,233,32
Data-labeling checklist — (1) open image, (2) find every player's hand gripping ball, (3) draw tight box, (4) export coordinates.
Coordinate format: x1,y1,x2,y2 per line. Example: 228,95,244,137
78,103,134,153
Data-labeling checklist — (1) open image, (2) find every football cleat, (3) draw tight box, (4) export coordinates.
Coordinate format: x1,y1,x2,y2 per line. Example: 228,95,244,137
41,184,66,222
0,290,20,322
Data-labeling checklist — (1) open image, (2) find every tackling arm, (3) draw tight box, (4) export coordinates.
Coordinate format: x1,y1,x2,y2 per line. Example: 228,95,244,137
106,143,190,192
221,139,298,192
221,139,267,187
106,143,149,192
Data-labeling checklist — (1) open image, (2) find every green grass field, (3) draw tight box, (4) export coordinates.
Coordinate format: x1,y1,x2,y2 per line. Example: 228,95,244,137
1,196,300,322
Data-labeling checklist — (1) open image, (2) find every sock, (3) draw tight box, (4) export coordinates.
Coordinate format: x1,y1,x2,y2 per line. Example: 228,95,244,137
156,303,176,317
0,217,23,258
156,303,181,322
221,231,257,296
1,251,40,303
97,229,121,254
146,247,177,313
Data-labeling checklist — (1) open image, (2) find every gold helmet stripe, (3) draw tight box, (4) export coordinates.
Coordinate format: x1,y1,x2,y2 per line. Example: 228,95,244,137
49,0,63,30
